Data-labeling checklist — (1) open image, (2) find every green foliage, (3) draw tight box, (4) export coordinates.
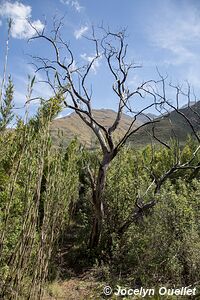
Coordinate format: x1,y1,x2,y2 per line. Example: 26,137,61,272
0,99,80,299
29,93,64,134
116,179,200,285
1,87,200,298
0,76,14,130
91,141,200,288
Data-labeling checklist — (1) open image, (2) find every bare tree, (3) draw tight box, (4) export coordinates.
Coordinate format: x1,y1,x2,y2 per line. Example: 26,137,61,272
118,75,200,236
29,21,186,249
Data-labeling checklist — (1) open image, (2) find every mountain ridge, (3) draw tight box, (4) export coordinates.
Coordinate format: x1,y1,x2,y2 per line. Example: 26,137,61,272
50,109,142,147
50,103,200,147
129,101,200,146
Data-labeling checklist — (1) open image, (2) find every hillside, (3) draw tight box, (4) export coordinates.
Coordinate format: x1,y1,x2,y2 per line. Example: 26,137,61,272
50,103,200,148
50,109,142,147
129,102,200,146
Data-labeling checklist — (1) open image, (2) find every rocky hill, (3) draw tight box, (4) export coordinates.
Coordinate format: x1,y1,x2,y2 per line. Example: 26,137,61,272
50,109,142,147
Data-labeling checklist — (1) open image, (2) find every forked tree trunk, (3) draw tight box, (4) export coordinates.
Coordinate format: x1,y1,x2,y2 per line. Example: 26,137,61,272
89,152,112,250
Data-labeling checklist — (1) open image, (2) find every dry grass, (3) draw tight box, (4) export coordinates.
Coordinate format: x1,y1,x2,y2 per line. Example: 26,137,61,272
43,278,188,300
43,278,103,300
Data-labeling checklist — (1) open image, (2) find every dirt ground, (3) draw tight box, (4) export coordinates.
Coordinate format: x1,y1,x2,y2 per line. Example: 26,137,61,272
43,277,106,300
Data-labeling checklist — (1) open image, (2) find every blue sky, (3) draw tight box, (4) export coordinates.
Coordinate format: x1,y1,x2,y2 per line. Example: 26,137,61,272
1,0,200,119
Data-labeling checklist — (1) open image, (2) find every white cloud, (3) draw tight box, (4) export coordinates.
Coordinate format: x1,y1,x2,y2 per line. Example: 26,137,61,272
60,0,82,12
127,74,143,89
80,53,101,73
186,64,200,89
74,25,88,39
147,1,200,93
55,111,71,119
148,1,200,65
0,1,44,39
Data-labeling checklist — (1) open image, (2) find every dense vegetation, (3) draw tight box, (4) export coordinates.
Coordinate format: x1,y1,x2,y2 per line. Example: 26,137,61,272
0,20,200,299
1,81,200,299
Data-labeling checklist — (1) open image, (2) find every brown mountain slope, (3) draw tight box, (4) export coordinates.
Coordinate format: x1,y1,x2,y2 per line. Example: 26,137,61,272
50,109,142,147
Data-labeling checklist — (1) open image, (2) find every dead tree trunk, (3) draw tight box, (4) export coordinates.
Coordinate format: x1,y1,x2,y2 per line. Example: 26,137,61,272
89,152,112,249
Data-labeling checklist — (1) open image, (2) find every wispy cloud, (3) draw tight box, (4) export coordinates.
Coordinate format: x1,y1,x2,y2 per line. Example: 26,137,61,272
148,0,200,65
0,1,44,39
74,25,88,39
186,63,200,89
60,0,83,12
143,0,200,91
80,53,101,73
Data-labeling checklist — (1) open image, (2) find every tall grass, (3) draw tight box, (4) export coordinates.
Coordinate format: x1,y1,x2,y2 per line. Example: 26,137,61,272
0,99,80,299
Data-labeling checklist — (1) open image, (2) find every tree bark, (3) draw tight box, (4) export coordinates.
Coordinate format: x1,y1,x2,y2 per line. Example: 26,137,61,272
89,152,112,250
